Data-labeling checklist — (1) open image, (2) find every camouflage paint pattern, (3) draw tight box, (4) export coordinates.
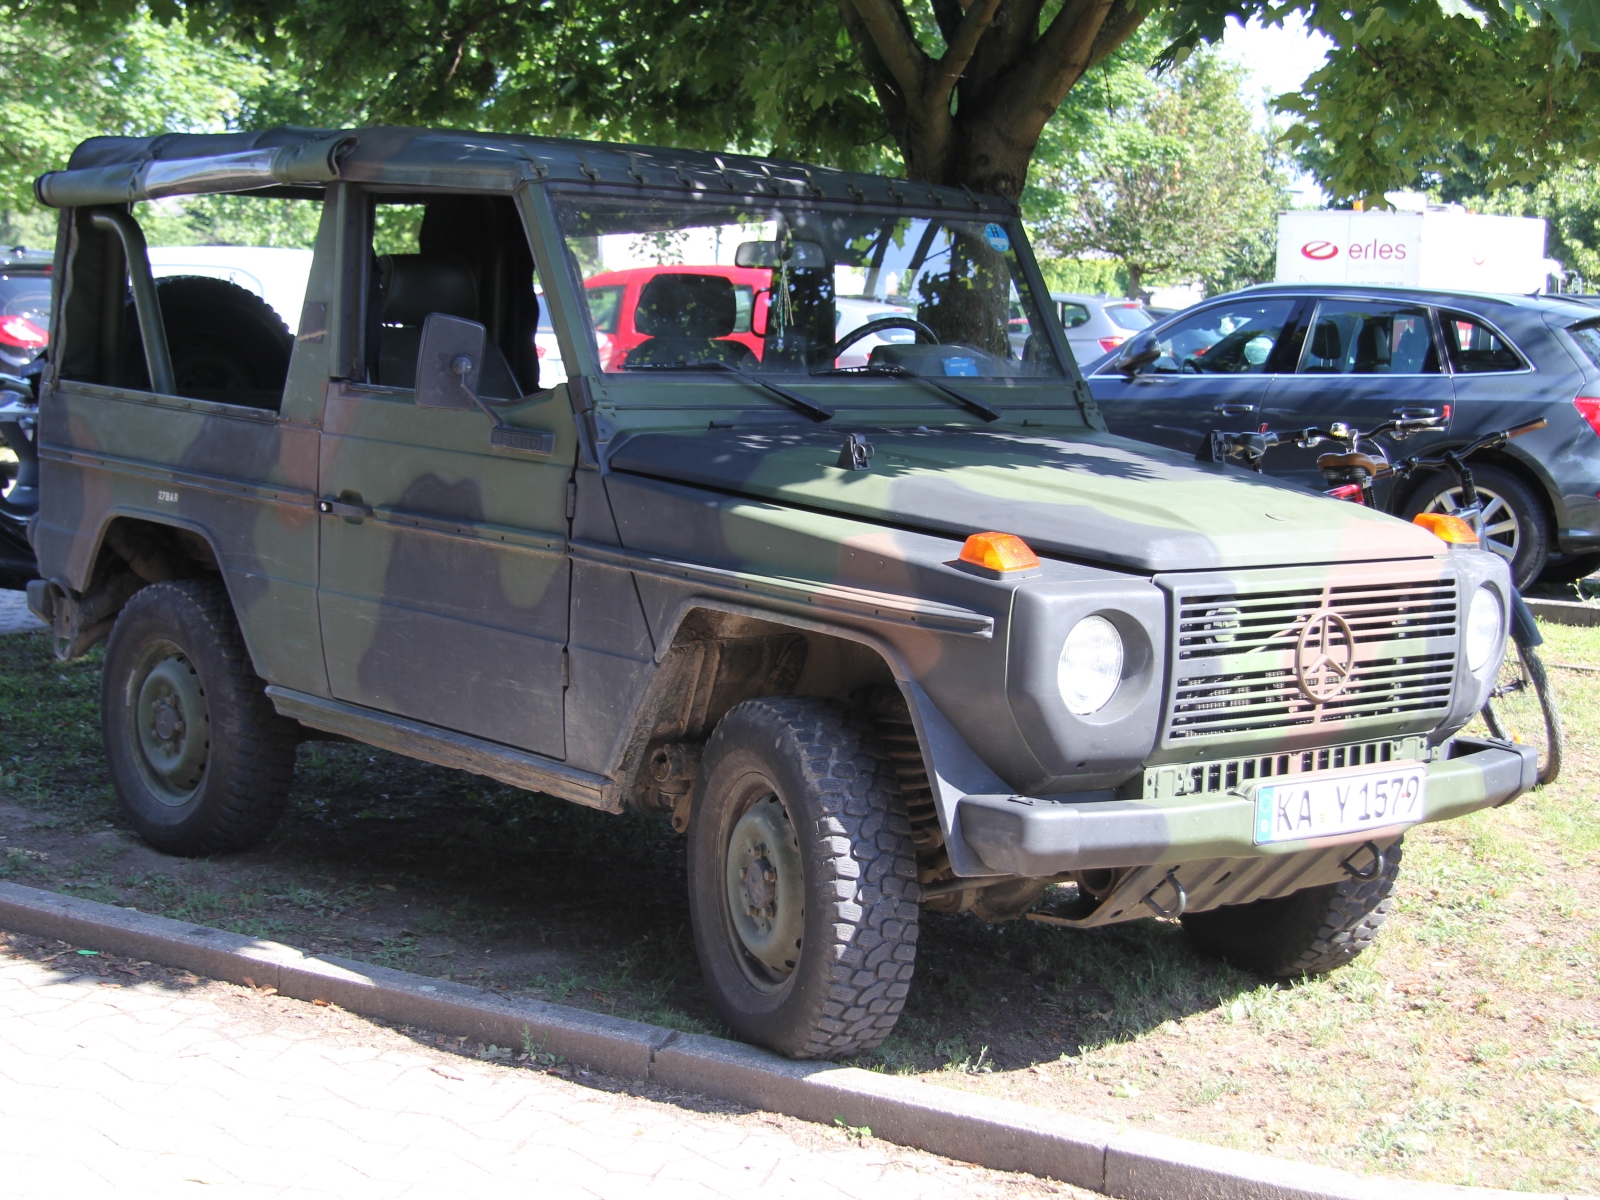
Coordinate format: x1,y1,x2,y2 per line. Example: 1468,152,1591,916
24,127,1530,905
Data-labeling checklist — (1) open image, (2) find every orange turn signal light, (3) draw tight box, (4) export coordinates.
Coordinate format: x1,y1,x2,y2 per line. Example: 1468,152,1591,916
959,531,1041,573
1412,512,1479,545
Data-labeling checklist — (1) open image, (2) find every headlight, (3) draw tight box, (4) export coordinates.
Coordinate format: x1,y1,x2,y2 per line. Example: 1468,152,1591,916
1058,615,1124,715
1466,585,1503,673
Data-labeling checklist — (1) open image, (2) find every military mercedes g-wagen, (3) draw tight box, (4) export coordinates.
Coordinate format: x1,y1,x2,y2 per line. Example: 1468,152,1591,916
19,128,1533,1059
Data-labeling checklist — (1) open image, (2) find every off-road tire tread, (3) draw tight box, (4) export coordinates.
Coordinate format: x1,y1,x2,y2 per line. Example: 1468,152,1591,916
1181,840,1402,977
698,697,920,1059
104,579,297,855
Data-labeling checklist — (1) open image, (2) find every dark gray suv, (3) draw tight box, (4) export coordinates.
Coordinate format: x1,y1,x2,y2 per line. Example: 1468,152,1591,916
1088,284,1600,588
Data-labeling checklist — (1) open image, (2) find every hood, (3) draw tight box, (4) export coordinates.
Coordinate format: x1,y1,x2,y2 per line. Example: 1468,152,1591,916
606,425,1447,573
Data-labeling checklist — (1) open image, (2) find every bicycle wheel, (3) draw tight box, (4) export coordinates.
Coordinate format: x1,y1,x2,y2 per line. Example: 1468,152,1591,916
1481,636,1564,786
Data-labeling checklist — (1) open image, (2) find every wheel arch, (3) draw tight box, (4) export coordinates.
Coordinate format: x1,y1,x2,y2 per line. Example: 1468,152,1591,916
40,508,225,659
610,597,1007,882
614,599,904,813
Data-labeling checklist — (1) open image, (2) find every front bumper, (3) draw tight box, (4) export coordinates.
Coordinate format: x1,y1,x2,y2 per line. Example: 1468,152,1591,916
958,737,1536,879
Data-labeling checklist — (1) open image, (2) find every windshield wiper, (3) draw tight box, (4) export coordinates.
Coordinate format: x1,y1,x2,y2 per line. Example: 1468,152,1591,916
811,363,1000,422
623,360,833,422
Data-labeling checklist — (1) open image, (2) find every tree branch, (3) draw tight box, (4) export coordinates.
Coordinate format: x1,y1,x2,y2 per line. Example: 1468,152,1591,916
930,0,1005,108
1085,0,1145,71
840,0,930,101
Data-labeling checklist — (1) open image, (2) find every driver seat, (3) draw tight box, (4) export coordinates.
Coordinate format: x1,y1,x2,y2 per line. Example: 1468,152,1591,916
623,274,756,369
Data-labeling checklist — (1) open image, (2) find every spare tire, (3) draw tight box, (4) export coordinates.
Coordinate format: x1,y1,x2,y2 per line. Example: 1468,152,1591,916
127,275,293,403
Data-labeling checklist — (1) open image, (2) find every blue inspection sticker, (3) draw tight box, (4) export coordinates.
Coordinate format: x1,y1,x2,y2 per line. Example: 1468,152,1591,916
983,223,1011,253
943,357,979,377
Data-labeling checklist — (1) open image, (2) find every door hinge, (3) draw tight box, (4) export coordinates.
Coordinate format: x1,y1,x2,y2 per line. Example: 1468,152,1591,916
560,647,571,688
565,479,577,521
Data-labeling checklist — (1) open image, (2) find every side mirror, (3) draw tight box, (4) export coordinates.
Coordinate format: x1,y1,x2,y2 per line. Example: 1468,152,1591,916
1115,335,1161,377
415,313,485,411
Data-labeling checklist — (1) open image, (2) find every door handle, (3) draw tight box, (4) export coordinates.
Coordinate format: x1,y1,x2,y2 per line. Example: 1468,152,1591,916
317,494,372,522
1215,404,1257,417
1392,406,1438,419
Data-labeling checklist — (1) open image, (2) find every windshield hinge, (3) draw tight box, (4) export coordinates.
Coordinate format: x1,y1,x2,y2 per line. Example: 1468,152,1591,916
561,646,571,688
566,479,577,521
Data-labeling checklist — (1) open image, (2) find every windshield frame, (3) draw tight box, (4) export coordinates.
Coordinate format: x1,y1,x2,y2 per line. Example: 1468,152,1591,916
541,184,1079,412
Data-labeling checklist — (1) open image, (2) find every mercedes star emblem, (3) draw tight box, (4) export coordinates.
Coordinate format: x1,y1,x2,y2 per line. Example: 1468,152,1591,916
1295,608,1355,702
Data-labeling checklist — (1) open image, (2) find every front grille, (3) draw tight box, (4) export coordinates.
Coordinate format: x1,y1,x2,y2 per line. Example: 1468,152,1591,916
1139,735,1429,800
1161,565,1459,745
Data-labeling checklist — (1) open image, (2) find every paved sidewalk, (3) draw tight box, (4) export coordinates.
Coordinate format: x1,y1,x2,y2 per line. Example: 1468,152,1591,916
0,931,1080,1199
0,587,42,635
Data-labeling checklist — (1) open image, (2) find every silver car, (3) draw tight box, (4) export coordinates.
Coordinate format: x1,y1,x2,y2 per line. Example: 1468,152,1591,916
1050,293,1156,364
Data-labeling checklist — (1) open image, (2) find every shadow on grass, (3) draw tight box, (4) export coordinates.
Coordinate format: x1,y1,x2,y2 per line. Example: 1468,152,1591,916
1,626,1267,1069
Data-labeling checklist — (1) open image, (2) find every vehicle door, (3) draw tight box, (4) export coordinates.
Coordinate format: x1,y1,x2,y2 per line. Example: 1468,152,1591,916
1089,295,1304,457
316,190,576,757
1257,297,1455,501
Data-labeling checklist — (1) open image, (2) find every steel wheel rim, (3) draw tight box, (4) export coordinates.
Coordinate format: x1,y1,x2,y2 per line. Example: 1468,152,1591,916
128,639,210,806
722,779,804,993
1424,485,1519,563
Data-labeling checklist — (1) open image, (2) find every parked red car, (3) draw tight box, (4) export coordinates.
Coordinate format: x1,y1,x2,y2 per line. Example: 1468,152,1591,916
584,265,770,370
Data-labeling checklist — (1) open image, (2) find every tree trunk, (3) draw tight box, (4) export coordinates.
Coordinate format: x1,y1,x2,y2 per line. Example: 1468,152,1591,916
838,0,1147,200
1125,263,1143,300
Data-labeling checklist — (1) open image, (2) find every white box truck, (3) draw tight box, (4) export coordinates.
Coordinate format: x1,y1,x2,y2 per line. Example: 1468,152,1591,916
1275,208,1554,294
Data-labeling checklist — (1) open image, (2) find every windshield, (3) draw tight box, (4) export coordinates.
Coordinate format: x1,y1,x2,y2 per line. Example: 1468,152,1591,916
553,192,1063,382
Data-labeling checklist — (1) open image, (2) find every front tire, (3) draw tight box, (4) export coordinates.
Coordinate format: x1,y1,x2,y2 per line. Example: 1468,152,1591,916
102,579,296,855
1180,840,1402,976
687,697,919,1058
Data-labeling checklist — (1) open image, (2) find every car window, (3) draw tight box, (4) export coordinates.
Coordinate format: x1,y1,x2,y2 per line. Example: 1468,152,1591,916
1103,302,1152,332
1443,311,1527,373
587,285,624,334
1299,301,1439,375
732,285,754,334
1059,302,1089,329
1569,320,1600,372
1142,299,1295,375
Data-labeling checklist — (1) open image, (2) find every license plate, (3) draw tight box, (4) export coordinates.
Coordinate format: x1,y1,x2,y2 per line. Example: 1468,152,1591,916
1253,764,1427,845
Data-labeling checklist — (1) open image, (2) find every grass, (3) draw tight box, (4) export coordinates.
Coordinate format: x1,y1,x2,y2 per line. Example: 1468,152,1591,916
2,621,1599,1189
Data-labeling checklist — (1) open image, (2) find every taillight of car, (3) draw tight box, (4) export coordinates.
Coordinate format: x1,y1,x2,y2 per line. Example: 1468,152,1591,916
0,314,46,349
1575,396,1600,438
535,344,546,359
1098,335,1126,353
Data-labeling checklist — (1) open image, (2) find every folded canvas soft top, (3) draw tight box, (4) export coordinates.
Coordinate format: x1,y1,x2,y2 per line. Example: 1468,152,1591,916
32,126,1014,215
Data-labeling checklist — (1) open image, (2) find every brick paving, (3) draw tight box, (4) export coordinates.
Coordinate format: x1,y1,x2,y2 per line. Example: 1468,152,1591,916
0,931,1084,1199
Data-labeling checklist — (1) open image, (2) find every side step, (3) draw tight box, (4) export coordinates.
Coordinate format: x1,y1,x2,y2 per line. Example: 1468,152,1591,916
265,687,619,813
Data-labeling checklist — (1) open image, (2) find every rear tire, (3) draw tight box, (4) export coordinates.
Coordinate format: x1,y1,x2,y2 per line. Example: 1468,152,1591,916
1180,840,1402,976
687,697,919,1059
102,579,296,855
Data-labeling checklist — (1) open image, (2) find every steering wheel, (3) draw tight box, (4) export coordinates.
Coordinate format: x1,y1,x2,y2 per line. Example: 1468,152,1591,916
826,316,939,361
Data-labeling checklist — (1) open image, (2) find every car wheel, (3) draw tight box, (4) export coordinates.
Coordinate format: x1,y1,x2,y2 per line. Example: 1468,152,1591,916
102,579,297,856
1401,464,1549,590
1181,839,1402,976
686,697,918,1059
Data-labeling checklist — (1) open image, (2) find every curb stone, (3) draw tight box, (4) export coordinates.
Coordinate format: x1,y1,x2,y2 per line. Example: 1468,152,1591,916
0,880,1586,1200
1526,597,1600,627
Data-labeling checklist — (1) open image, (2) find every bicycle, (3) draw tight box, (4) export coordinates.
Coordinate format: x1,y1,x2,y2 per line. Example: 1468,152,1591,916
1206,417,1565,786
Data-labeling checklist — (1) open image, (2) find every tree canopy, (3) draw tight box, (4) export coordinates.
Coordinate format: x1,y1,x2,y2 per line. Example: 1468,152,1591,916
12,0,1600,204
1032,47,1288,298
